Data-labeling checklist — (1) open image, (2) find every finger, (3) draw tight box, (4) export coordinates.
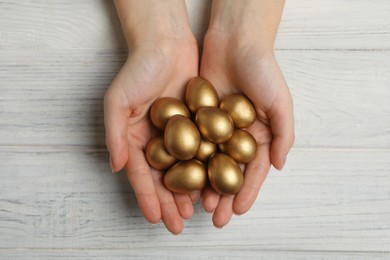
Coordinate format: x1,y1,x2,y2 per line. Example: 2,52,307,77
201,185,220,213
173,193,194,220
104,86,130,172
126,147,161,224
268,86,295,170
190,191,201,203
212,195,234,228
152,170,184,235
233,143,271,215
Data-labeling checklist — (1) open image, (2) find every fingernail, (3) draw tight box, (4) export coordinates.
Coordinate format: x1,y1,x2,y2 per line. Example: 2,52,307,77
214,223,225,229
280,155,287,170
109,155,115,173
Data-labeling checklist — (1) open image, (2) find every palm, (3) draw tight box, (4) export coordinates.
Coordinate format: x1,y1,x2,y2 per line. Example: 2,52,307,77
200,32,292,227
105,39,199,234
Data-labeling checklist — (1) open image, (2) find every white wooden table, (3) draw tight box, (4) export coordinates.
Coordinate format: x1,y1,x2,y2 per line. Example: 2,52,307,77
1,0,389,259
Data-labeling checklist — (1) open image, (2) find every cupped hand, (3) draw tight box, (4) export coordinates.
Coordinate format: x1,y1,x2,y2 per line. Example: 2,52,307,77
104,38,199,234
200,31,295,228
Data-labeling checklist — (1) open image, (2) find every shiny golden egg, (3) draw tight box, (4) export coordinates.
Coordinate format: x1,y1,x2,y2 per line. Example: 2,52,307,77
195,139,217,162
195,107,234,144
219,129,257,164
185,76,219,113
164,115,201,160
208,153,243,195
145,137,177,171
150,97,190,130
219,94,256,128
164,159,207,194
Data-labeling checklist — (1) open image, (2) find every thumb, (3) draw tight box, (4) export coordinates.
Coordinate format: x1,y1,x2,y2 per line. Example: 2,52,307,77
104,86,130,173
268,86,295,170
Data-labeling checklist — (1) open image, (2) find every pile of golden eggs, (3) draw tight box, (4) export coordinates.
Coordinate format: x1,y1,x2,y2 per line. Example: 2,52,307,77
145,77,257,195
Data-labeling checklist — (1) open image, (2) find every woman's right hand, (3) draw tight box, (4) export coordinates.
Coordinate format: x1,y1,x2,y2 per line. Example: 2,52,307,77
105,0,200,235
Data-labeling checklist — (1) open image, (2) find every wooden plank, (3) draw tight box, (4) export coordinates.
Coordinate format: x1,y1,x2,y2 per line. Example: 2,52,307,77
1,148,389,252
0,0,126,50
0,0,389,50
1,50,389,148
278,50,390,148
0,50,124,147
1,249,389,260
277,0,390,50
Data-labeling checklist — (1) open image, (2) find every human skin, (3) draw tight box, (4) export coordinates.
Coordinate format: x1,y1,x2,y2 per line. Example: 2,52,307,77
199,0,295,228
104,0,199,234
104,0,294,233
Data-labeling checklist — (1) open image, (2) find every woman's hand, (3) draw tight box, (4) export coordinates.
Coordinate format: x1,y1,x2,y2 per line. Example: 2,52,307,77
105,38,199,234
104,0,199,234
199,0,294,228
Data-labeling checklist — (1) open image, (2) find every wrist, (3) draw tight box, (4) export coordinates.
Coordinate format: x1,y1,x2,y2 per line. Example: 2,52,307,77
207,0,285,51
115,0,195,48
125,26,196,50
204,28,275,56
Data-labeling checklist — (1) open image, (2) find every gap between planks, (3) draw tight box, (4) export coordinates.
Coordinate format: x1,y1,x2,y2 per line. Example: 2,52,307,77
0,247,389,255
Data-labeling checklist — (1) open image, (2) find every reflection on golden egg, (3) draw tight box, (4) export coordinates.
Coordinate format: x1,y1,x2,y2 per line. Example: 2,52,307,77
220,94,256,128
186,76,219,113
150,97,190,130
164,159,207,194
219,129,257,164
145,137,177,170
208,153,243,195
195,107,234,144
195,139,217,162
164,115,201,160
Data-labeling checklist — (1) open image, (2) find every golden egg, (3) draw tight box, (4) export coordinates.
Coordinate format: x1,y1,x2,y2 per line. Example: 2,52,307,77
145,137,177,170
208,153,243,195
195,139,217,162
185,76,219,113
164,159,207,194
195,107,234,144
219,94,256,128
150,97,190,130
164,115,201,160
219,129,257,164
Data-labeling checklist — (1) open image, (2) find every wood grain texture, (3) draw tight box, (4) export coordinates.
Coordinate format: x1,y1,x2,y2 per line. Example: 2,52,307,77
1,0,390,258
0,50,122,147
1,50,389,148
278,0,390,50
0,0,126,50
0,0,389,50
1,249,389,260
1,149,389,253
